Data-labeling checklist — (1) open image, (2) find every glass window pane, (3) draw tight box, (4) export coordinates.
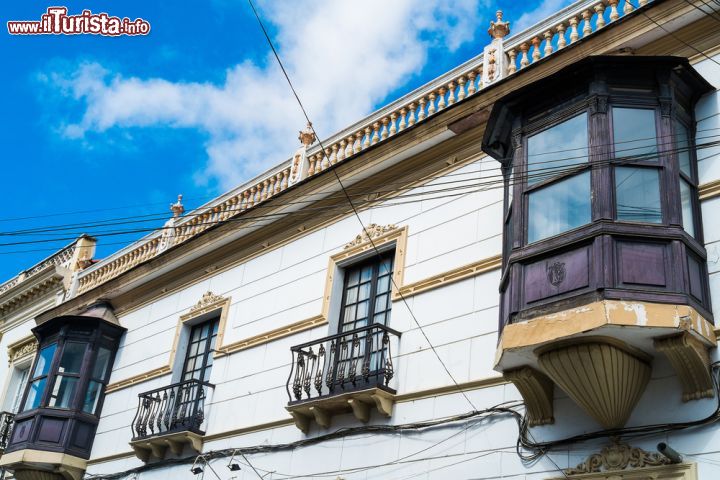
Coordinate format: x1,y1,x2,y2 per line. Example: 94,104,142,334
358,283,371,301
527,113,588,185
92,347,112,380
680,179,696,237
613,108,657,160
379,258,393,275
528,171,591,243
343,305,357,324
345,286,358,304
375,294,388,313
377,275,390,294
615,167,662,223
58,342,86,374
676,120,691,177
347,269,360,286
361,266,373,282
33,344,57,377
49,376,78,409
23,378,46,411
8,367,30,413
356,300,369,320
82,380,103,414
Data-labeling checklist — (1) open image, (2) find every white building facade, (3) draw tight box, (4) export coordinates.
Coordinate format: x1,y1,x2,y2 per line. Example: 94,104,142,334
1,1,720,479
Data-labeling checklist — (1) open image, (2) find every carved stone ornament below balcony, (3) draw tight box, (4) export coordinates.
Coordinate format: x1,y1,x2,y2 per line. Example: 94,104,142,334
565,439,671,475
503,367,554,426
538,339,651,429
655,331,714,402
344,224,397,249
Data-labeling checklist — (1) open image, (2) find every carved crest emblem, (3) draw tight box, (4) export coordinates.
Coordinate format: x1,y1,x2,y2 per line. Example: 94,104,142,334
547,262,566,286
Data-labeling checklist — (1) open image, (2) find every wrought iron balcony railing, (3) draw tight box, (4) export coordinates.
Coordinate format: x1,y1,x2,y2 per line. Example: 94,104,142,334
287,323,401,404
131,379,213,440
0,411,14,451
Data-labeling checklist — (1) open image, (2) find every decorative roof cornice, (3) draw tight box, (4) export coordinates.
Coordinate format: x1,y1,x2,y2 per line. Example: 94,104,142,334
0,266,67,318
71,0,656,300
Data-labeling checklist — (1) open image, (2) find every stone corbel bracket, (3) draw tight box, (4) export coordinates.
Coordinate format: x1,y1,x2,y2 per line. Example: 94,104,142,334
503,366,554,426
129,431,204,462
655,331,715,401
286,388,395,434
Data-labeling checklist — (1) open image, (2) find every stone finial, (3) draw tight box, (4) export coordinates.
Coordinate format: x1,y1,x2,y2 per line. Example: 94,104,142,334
488,10,510,39
299,122,316,147
170,194,185,218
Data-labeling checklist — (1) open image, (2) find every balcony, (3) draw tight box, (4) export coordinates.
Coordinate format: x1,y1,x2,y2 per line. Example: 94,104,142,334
129,379,213,462
286,323,401,433
0,412,14,453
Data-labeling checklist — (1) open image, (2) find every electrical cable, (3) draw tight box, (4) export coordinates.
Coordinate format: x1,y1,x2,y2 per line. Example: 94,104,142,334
635,0,720,68
681,0,720,23
1,128,717,240
84,406,525,480
245,0,479,413
2,128,718,240
85,365,720,480
0,138,715,251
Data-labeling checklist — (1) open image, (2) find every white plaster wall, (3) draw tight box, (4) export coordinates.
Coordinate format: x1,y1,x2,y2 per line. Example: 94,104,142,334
86,57,720,479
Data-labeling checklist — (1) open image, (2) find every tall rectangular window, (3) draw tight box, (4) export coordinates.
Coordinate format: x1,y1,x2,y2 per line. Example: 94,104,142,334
339,253,394,333
3,365,30,414
48,342,86,409
23,343,57,411
182,318,219,383
526,113,591,243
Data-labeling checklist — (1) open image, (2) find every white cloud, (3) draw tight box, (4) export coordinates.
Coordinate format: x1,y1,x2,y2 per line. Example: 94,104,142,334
514,0,573,32
48,0,489,190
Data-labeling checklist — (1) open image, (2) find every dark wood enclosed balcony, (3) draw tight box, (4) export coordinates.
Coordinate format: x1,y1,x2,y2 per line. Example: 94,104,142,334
0,411,14,453
129,379,213,461
286,323,400,433
482,56,716,430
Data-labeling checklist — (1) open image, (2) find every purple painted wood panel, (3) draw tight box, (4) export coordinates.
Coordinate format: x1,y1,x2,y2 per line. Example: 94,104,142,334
524,246,590,303
10,418,33,444
617,242,667,287
70,422,94,450
36,417,66,444
687,254,704,301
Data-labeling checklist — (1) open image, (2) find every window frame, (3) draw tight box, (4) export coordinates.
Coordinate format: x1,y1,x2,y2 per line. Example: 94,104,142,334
19,325,120,417
609,104,667,226
674,115,701,240
511,94,703,249
336,251,395,335
180,317,220,383
522,106,593,245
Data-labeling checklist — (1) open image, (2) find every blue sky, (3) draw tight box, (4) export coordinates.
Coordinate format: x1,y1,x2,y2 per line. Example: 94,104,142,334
0,0,571,281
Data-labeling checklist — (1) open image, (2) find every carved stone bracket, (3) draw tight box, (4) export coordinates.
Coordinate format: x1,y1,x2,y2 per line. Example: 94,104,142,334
655,332,714,401
286,388,395,434
504,367,554,426
130,431,204,462
565,439,671,475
